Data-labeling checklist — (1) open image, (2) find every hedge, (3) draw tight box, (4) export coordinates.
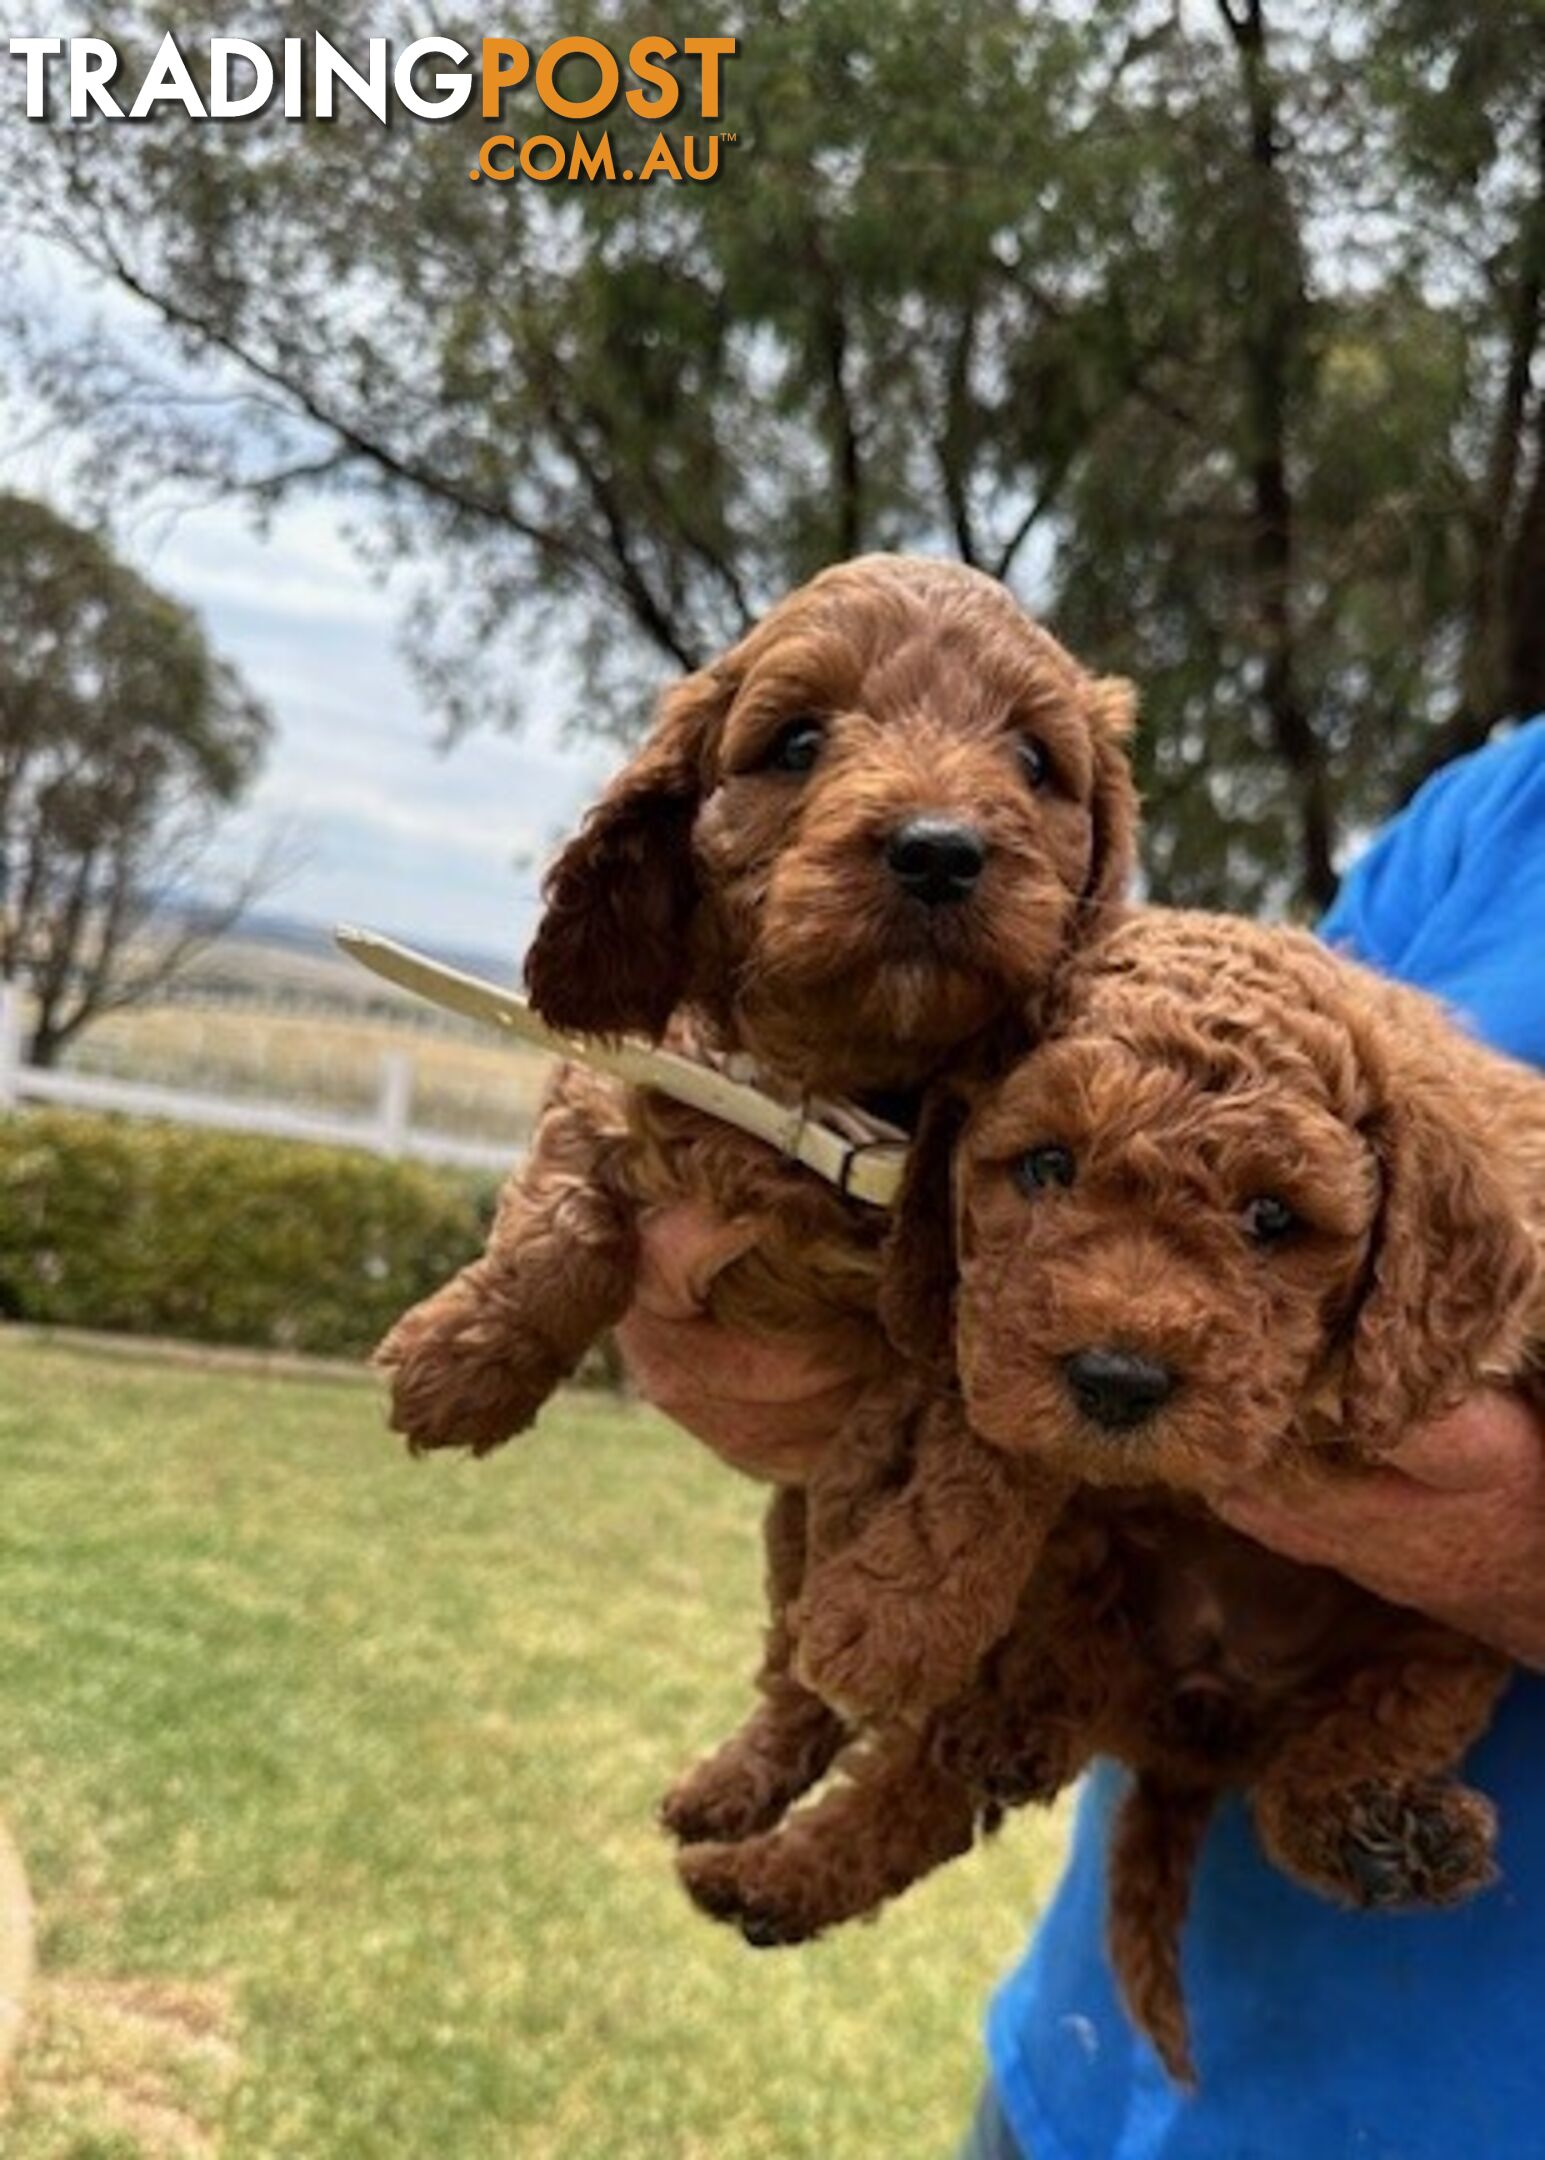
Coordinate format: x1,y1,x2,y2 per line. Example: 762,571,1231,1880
0,1110,500,1359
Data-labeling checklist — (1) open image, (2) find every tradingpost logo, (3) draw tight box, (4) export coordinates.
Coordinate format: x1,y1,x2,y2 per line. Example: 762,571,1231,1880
7,32,739,186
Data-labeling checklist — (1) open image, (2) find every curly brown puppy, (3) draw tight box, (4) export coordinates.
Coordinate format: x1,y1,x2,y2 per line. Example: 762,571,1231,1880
680,910,1545,2084
376,553,1136,1843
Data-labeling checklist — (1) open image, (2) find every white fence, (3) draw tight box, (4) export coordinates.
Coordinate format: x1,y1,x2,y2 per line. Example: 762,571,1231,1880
0,985,512,1173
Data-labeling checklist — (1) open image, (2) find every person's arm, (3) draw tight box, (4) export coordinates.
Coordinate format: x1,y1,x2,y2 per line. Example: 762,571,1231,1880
614,1201,864,1477
1212,1393,1545,1669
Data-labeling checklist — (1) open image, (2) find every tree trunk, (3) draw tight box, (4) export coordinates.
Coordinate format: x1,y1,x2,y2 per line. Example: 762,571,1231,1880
25,1020,61,1069
1222,0,1337,910
821,293,864,559
1415,88,1545,791
1504,412,1545,722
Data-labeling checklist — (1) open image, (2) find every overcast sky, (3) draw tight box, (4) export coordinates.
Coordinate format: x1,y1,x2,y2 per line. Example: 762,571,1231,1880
142,496,616,963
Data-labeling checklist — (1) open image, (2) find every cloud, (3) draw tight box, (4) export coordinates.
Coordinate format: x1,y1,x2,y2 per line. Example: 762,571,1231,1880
162,502,617,951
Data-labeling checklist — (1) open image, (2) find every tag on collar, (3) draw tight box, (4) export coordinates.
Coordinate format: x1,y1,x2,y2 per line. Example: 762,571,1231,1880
335,927,907,1208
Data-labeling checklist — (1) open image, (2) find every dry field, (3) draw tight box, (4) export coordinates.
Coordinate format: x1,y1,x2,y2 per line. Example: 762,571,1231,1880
65,999,553,1149
16,921,551,1151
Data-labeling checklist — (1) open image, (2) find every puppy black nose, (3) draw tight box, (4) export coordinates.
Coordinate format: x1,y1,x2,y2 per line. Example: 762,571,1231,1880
885,817,987,904
1063,1347,1177,1432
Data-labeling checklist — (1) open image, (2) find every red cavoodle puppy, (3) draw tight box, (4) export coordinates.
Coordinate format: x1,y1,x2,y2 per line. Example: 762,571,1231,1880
680,910,1545,2085
376,553,1137,1846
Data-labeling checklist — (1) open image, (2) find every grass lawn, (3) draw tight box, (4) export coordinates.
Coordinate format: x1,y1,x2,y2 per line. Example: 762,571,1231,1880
0,1337,1068,2159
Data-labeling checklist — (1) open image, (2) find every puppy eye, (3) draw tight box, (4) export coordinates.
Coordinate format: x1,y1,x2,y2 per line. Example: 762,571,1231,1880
1017,735,1052,790
1244,1195,1299,1245
761,717,826,774
1014,1143,1076,1193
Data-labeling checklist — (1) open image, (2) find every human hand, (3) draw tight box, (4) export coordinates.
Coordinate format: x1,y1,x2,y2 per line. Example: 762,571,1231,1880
613,1200,864,1481
1210,1390,1545,1669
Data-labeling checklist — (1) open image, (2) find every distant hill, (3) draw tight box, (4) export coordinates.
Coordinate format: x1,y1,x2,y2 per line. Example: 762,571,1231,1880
148,902,517,1030
232,906,515,985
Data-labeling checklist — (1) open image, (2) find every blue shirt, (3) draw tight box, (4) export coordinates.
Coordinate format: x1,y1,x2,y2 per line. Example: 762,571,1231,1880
988,717,1545,2160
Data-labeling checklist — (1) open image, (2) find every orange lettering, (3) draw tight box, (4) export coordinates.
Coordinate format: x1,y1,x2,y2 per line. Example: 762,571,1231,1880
480,38,528,119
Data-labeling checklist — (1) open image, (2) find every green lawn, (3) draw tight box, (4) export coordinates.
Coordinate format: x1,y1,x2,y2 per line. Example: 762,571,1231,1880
0,1337,1068,2159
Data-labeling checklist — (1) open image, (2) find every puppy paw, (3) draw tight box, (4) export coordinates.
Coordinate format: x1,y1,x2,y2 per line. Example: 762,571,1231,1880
1335,1781,1498,1909
676,1843,822,1947
376,1308,562,1455
660,1760,799,1848
1264,1778,1498,1911
931,1712,1075,1807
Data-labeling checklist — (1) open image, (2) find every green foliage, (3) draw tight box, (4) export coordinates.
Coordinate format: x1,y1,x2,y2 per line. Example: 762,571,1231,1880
6,2,1545,909
0,1111,493,1356
0,492,271,1061
0,492,264,804
0,1342,1069,2156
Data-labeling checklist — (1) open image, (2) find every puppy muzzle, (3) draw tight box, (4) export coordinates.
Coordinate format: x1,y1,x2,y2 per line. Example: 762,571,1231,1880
1062,1346,1178,1432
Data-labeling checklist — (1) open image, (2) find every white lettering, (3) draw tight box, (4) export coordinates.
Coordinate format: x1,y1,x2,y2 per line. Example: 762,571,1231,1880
209,38,273,120
282,36,303,118
9,36,61,118
70,37,121,119
395,37,471,120
129,32,207,120
315,34,388,122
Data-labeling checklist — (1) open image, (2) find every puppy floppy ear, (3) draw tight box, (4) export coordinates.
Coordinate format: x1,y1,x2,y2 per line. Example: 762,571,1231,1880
877,1084,975,1372
524,668,727,1038
1080,676,1139,930
1342,1069,1538,1453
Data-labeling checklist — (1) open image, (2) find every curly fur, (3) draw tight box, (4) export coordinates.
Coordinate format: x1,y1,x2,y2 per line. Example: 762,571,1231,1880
375,554,1137,1842
681,910,1544,2086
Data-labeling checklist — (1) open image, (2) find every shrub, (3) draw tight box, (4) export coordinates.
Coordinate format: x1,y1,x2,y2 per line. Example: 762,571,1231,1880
0,1110,500,1358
